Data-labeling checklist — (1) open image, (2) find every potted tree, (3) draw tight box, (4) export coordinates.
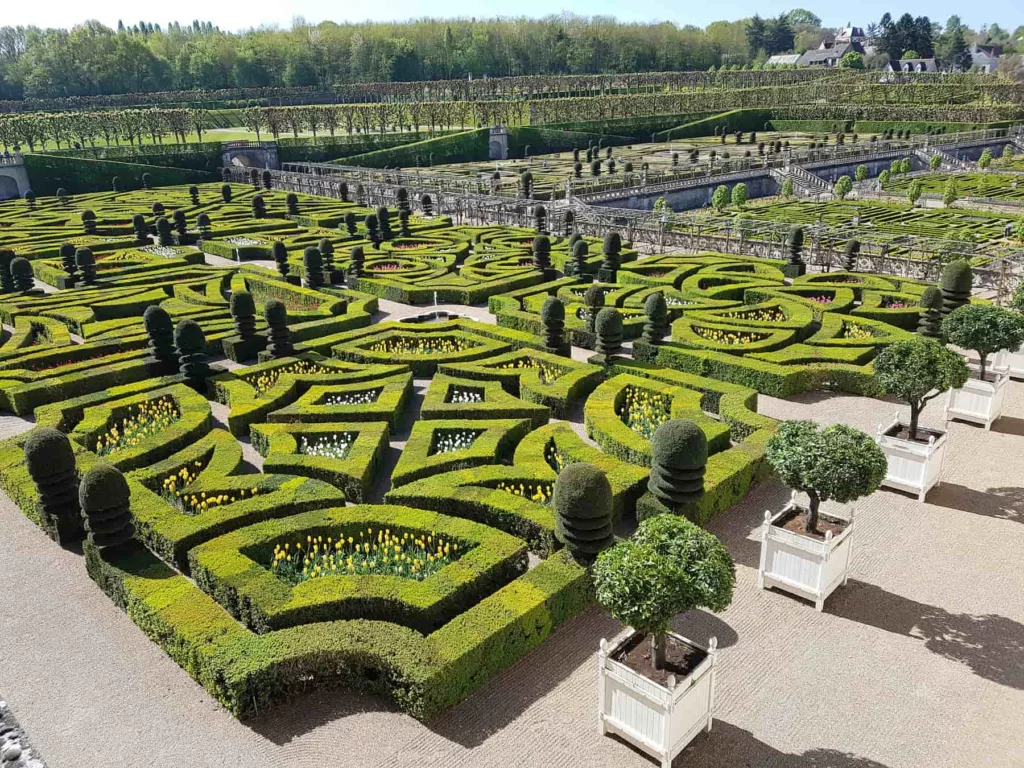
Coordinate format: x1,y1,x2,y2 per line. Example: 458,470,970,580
873,337,969,500
943,304,1024,429
594,515,734,767
993,284,1024,378
760,421,886,611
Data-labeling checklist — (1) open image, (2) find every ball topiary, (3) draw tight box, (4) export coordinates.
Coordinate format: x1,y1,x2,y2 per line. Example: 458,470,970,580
553,462,614,561
56,188,69,205
532,235,551,272
172,209,187,238
520,171,533,198
343,211,358,235
939,260,972,316
396,186,410,213
10,257,33,292
303,246,324,289
189,185,200,205
230,290,257,340
318,238,335,270
81,209,97,235
0,250,15,293
567,239,589,277
75,247,97,285
251,195,266,219
262,170,272,190
79,463,134,550
540,296,565,353
272,241,290,278
534,204,547,233
221,184,233,203
594,307,623,357
264,299,293,358
398,209,411,238
286,192,299,215
364,214,380,246
642,292,670,344
59,242,77,276
599,232,622,281
151,202,165,216
844,239,861,272
917,286,944,338
196,212,212,234
648,419,708,512
132,213,149,245
24,427,81,542
174,320,211,392
377,207,393,240
421,194,433,216
143,305,177,367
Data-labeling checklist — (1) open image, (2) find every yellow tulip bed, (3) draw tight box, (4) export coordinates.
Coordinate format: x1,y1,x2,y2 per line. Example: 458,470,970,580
617,385,672,440
95,396,181,456
244,360,334,397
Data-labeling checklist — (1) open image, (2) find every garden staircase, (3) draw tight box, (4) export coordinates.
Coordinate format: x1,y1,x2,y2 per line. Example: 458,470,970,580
771,165,832,197
929,147,972,171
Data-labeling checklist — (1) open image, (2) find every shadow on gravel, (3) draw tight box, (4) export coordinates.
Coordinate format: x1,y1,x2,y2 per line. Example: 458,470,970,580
670,721,892,767
707,480,795,570
927,483,1023,522
828,580,1024,691
991,416,1024,437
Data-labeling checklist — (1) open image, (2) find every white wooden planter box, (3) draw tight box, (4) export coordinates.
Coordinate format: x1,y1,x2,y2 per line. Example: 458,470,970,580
598,630,718,768
945,369,1009,430
757,495,854,611
876,415,947,501
993,344,1024,380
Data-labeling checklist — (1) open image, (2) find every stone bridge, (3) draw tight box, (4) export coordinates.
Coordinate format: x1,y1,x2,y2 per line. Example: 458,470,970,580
220,141,280,170
0,155,30,201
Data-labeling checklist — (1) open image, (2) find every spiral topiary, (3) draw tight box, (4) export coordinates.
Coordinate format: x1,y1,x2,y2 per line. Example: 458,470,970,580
230,290,257,340
196,212,212,235
783,224,806,278
917,286,944,339
60,242,77,276
534,204,547,233
262,170,272,190
143,305,177,367
11,257,34,292
364,214,380,246
398,209,412,238
286,192,299,215
564,209,575,235
0,250,14,293
553,462,614,561
520,171,533,198
648,420,708,512
348,245,365,279
24,427,81,542
81,209,97,235
174,320,211,392
594,307,623,357
79,463,134,550
939,260,972,316
132,213,149,245
643,292,670,344
250,169,260,189
272,241,289,278
844,238,861,272
421,194,433,216
75,247,97,285
532,235,551,272
396,186,410,213
173,209,187,238
189,185,200,205
318,238,335,270
377,207,393,240
251,195,266,219
156,216,174,246
264,299,293,358
568,239,589,277
583,284,605,332
221,183,233,203
540,296,565,353
303,246,324,289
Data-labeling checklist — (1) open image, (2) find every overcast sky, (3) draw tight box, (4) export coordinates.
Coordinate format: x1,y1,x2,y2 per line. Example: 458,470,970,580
2,2,1015,33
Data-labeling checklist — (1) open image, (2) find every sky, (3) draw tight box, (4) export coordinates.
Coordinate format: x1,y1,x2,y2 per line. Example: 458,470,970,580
1,1,1017,34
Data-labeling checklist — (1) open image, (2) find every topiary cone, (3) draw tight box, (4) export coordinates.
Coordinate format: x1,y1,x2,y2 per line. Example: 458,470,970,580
532,235,551,272
643,292,670,344
143,305,177,368
594,307,623,357
264,299,293,358
79,463,134,550
0,249,15,293
60,242,77,276
272,241,290,278
303,247,324,289
230,290,257,340
648,420,708,511
75,247,97,285
940,260,972,316
553,462,614,560
917,286,944,339
540,296,565,353
24,427,82,542
174,319,211,392
568,239,589,277
844,239,861,272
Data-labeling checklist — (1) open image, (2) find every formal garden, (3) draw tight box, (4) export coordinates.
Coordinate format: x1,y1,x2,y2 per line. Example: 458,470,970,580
1,174,1023,768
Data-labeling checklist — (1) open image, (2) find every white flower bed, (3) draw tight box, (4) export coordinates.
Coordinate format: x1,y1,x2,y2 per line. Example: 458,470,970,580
139,245,182,257
298,433,354,460
430,429,480,455
224,236,265,246
448,387,484,404
323,390,380,406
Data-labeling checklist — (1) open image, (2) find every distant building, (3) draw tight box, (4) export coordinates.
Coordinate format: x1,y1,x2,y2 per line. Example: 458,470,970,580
766,54,802,67
835,26,867,45
797,39,865,68
885,58,939,73
971,44,1002,72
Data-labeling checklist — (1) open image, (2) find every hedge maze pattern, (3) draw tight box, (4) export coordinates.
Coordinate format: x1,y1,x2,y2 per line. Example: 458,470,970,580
0,181,960,722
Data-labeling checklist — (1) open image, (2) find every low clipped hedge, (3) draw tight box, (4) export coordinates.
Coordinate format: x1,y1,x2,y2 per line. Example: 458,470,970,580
23,153,215,196
250,421,390,502
419,374,550,429
267,372,413,432
391,418,533,488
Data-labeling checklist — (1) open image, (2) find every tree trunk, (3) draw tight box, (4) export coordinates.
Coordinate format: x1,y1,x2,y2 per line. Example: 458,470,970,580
979,353,987,382
805,490,820,534
909,402,921,441
652,631,666,671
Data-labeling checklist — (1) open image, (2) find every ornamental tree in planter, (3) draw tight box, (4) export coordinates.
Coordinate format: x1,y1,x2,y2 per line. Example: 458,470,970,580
995,284,1024,377
942,304,1024,429
594,515,734,765
873,337,968,498
761,421,886,609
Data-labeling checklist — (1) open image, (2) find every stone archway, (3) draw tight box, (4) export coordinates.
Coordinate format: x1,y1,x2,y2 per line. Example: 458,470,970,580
231,155,255,167
0,175,19,201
